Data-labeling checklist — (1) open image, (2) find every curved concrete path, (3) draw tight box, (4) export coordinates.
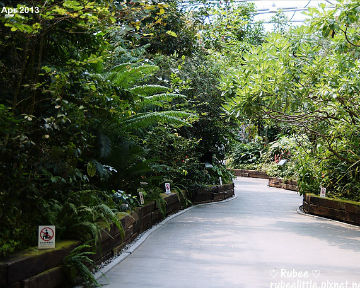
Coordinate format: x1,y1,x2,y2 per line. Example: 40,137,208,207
99,177,360,288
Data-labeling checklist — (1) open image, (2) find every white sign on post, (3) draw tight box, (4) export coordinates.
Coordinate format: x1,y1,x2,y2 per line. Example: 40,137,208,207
139,191,144,205
38,226,55,249
219,177,223,186
320,186,326,198
165,183,171,194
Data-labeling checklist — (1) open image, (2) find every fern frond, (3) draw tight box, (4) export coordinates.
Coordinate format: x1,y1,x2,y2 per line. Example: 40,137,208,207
66,244,93,258
94,204,125,239
143,93,186,103
64,244,99,288
135,93,187,110
71,221,100,244
107,65,159,89
129,85,169,96
124,111,195,129
78,205,96,221
110,62,134,72
155,197,167,217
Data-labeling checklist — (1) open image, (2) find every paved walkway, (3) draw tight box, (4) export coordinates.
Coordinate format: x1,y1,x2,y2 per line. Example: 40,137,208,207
99,177,360,288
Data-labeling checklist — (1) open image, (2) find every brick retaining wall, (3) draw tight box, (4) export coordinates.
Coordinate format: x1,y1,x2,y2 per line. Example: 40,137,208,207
191,183,235,204
233,169,269,179
303,194,360,226
233,169,298,191
268,177,298,191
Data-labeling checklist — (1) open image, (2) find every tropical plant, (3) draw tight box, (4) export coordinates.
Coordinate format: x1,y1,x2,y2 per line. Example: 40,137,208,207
0,0,195,259
230,142,263,168
63,243,98,287
221,0,360,200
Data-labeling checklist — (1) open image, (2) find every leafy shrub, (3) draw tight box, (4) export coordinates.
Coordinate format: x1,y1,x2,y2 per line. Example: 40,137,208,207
257,136,300,179
295,145,360,201
294,151,322,196
261,136,298,163
230,142,264,168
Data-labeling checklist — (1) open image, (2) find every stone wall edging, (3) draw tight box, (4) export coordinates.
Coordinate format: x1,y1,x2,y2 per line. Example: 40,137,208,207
268,177,298,191
0,183,235,288
303,194,360,226
232,169,298,191
233,169,269,179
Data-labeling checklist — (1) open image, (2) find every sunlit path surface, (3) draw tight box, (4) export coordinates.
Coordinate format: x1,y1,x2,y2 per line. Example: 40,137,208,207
99,177,360,288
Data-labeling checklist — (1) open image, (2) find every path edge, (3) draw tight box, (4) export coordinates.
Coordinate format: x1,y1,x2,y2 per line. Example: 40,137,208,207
297,205,360,230
94,194,238,280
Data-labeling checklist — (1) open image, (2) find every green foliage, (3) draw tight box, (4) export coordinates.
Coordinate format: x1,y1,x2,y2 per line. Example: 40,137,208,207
230,142,263,168
0,0,237,263
201,2,264,50
116,0,197,55
258,136,300,180
63,243,98,287
271,10,290,34
230,135,305,180
262,136,299,162
295,150,322,196
0,240,19,258
221,0,360,200
0,0,194,259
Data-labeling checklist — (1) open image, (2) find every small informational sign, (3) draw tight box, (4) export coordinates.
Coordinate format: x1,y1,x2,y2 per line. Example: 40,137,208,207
38,226,55,249
139,191,144,205
205,162,213,169
320,186,326,198
165,183,171,194
219,177,223,186
277,159,287,166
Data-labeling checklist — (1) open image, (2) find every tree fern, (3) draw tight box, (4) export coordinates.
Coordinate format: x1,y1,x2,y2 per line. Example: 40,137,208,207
107,64,159,89
124,111,196,129
129,85,169,96
110,62,134,73
135,93,187,110
90,61,197,130
143,93,186,103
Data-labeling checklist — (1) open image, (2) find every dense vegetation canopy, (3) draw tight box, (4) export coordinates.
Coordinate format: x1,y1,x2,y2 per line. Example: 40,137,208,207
1,0,360,285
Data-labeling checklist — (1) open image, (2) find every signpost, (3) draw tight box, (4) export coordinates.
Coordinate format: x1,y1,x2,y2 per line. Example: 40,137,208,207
139,191,144,205
165,183,171,194
320,186,326,198
219,177,223,186
38,226,55,249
